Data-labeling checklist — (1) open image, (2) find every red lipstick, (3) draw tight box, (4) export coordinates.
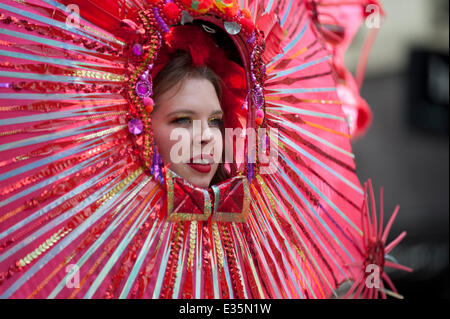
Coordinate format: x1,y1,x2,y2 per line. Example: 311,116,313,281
187,154,214,173
186,163,212,173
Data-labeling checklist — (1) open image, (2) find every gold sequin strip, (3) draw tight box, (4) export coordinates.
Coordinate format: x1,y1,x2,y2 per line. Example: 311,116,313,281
0,204,27,224
255,174,278,213
75,125,126,142
0,129,23,137
187,221,197,269
212,223,224,270
95,167,143,207
79,111,127,122
293,243,306,260
71,70,124,82
18,227,72,267
81,24,125,46
153,222,169,254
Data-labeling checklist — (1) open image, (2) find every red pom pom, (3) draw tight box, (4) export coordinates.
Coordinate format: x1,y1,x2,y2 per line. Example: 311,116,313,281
163,2,180,21
239,17,255,33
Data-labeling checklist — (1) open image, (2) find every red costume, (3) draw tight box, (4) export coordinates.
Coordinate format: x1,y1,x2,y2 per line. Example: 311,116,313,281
0,0,411,298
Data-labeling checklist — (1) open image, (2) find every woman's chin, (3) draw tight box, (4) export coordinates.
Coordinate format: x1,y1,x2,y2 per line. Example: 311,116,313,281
184,175,211,189
185,171,214,189
171,164,217,189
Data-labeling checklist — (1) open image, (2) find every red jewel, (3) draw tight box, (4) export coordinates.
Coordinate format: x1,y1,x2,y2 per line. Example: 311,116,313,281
163,2,180,21
239,17,255,34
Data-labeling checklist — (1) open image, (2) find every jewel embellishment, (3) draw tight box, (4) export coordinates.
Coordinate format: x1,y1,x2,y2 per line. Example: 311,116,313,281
132,43,143,56
224,21,241,35
128,118,143,135
252,85,264,109
181,10,194,25
136,80,152,98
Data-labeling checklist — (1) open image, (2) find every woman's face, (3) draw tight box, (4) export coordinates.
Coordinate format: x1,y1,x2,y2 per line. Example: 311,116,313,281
151,77,223,188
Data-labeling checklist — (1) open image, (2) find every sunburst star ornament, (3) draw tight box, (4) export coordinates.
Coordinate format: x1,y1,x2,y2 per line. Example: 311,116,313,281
343,180,413,299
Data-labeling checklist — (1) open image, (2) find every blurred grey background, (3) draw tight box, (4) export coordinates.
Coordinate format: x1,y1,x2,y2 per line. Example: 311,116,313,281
347,0,449,299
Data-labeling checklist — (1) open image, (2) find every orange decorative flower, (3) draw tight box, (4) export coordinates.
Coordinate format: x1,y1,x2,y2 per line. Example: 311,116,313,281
241,8,251,19
181,0,214,14
214,0,238,17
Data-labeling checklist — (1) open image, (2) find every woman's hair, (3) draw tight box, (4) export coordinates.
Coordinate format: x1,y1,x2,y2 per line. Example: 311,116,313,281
154,50,223,101
153,50,230,186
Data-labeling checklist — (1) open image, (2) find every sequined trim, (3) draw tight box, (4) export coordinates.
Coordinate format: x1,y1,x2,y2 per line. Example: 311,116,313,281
212,176,250,222
166,169,211,221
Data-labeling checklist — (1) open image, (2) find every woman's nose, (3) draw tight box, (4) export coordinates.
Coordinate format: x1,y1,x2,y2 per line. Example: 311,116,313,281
202,124,215,145
192,119,216,146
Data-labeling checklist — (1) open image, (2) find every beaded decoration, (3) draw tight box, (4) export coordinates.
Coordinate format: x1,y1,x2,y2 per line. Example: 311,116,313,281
124,0,267,184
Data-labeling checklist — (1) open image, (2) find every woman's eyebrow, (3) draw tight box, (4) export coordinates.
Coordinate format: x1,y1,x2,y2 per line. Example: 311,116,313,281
166,109,223,117
210,110,223,116
166,110,196,117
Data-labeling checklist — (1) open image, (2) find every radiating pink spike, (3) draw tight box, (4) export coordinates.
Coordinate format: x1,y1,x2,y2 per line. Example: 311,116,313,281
382,205,400,244
378,187,384,239
359,184,368,249
368,179,378,237
379,281,387,299
385,231,407,254
356,27,381,90
362,202,370,248
344,261,363,268
344,273,364,299
354,279,366,299
382,272,398,294
361,182,371,247
368,287,375,299
385,261,413,273
362,286,369,299
381,288,404,299
369,287,376,299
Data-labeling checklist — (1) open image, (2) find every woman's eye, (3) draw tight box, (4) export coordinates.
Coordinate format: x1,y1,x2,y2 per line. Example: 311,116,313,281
209,118,223,127
172,117,191,125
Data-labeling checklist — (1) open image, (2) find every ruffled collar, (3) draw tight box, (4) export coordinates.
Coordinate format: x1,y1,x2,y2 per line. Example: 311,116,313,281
163,168,250,222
